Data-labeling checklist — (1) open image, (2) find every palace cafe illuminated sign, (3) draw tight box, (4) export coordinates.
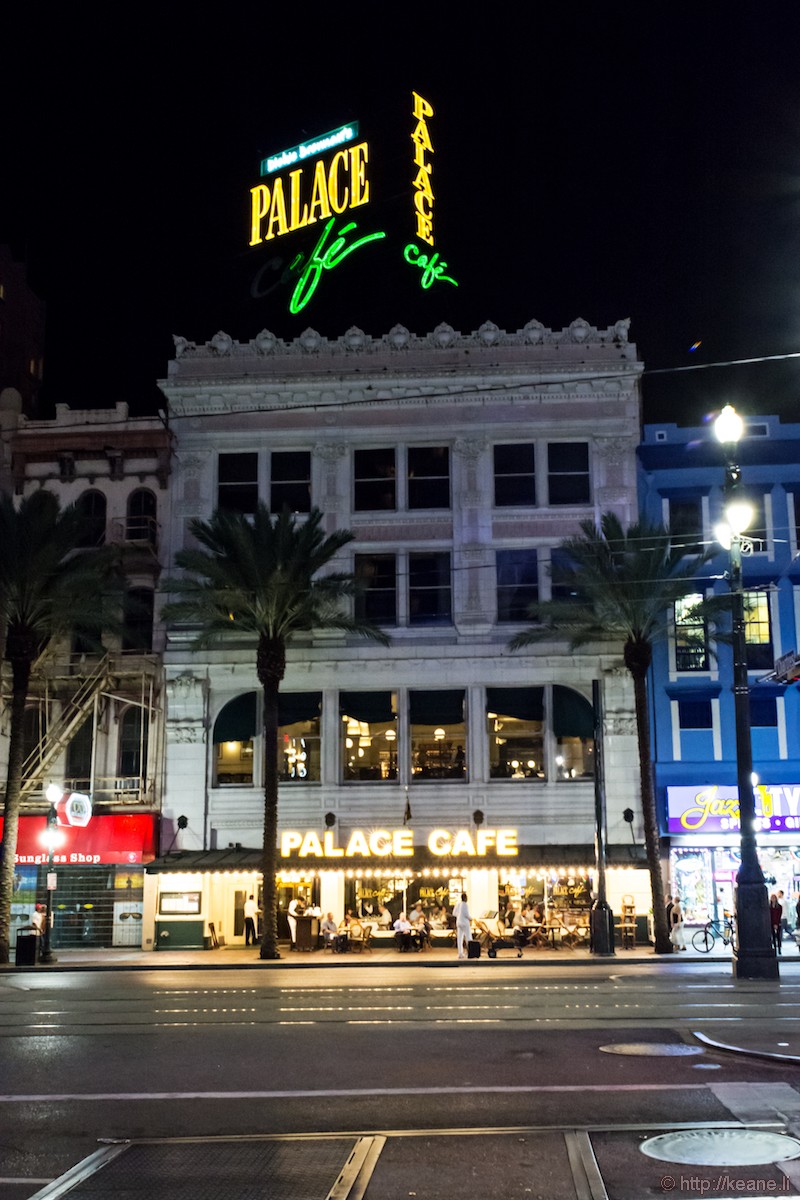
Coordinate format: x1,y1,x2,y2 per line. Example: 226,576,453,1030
247,92,458,314
667,785,800,835
281,828,519,860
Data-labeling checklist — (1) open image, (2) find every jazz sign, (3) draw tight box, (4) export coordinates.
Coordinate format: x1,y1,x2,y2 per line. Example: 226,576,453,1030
248,94,458,314
667,784,800,834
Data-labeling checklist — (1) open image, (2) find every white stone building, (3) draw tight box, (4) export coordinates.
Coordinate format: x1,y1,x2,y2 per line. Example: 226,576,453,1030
150,319,649,949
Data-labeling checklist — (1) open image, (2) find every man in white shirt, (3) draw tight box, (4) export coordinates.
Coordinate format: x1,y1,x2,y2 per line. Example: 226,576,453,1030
453,892,472,959
393,912,412,952
287,897,304,950
243,895,260,946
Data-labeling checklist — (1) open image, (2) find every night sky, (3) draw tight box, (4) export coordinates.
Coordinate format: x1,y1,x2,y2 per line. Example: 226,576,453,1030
5,7,800,426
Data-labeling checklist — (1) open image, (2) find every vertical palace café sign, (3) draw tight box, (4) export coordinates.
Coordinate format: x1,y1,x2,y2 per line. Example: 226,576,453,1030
247,93,458,314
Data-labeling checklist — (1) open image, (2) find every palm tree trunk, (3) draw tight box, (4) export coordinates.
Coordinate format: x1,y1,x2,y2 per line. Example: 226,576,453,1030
0,658,33,964
257,635,285,960
630,664,672,954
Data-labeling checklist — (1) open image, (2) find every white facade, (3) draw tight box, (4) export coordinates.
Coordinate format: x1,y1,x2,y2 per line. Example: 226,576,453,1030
156,319,647,939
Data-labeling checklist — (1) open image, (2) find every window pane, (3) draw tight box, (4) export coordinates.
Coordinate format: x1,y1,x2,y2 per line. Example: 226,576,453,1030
744,591,773,670
271,451,311,513
122,588,154,653
494,444,535,506
341,692,397,781
678,699,713,729
216,739,254,785
547,442,590,505
354,449,396,510
550,549,580,602
119,709,148,778
409,553,451,624
279,718,320,782
408,447,450,509
675,593,708,671
218,453,259,514
410,690,465,781
669,498,703,555
486,689,544,780
496,549,538,622
355,554,397,624
76,491,107,547
750,696,777,726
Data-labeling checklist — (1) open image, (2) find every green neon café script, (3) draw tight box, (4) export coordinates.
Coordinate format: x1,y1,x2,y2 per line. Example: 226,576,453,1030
289,218,386,314
403,243,458,290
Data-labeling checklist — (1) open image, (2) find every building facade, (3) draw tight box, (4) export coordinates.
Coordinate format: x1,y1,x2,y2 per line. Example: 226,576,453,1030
639,415,800,926
149,319,649,950
0,398,171,948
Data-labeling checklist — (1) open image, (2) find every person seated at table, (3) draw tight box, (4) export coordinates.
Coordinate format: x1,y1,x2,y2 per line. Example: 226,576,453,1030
376,904,393,928
410,908,431,950
321,912,337,948
393,912,413,951
510,906,531,946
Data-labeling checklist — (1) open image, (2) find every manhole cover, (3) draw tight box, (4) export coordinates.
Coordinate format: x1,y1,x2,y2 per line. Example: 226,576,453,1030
599,1042,703,1057
640,1129,800,1166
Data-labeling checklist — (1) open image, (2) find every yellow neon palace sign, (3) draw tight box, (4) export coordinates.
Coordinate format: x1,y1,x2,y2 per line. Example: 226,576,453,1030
410,92,435,246
280,828,519,859
249,142,371,244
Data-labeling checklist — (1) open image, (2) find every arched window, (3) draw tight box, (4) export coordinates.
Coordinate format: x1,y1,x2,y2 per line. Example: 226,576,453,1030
122,588,154,652
213,693,258,785
552,686,595,781
75,490,107,547
118,707,148,780
127,489,157,546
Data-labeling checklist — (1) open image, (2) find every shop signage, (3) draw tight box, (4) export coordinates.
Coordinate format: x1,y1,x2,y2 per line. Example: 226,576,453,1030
280,827,519,860
0,814,158,866
247,91,458,314
667,784,800,834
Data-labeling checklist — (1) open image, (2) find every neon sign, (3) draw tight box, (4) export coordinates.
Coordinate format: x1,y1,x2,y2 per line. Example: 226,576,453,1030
280,828,519,859
667,783,800,834
260,122,360,176
405,91,458,291
249,143,372,244
289,218,386,314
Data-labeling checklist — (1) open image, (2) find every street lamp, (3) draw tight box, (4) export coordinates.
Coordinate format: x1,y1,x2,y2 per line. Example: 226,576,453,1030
40,787,64,965
713,405,778,980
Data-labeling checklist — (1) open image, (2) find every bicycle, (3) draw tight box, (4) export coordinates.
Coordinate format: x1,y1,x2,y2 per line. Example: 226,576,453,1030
691,914,737,954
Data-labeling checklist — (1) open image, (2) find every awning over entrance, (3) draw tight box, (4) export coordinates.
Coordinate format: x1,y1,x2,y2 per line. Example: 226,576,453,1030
146,847,262,874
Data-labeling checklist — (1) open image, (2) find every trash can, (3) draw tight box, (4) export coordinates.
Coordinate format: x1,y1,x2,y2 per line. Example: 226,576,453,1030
15,931,39,966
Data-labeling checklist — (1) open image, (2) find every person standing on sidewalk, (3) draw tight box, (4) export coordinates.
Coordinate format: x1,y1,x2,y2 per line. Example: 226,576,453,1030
770,894,783,954
244,895,260,946
669,897,686,950
453,892,472,959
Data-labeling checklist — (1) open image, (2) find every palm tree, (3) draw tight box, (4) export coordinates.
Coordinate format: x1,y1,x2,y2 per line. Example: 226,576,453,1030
162,505,390,959
0,491,121,963
508,513,720,956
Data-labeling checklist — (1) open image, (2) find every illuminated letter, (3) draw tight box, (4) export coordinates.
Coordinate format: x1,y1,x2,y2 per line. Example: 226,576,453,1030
280,831,302,857
249,184,269,245
328,150,350,214
451,830,476,857
266,177,289,240
368,830,392,856
288,168,309,232
346,830,370,857
412,92,434,120
476,830,496,856
496,829,519,856
393,829,414,857
348,143,370,208
413,165,434,199
428,829,451,856
299,831,323,858
323,830,344,857
415,212,434,245
414,190,433,219
411,120,434,156
308,158,332,225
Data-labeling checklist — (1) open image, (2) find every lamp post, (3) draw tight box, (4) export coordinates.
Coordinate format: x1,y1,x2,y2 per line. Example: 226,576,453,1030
590,678,615,956
39,798,61,965
713,404,778,980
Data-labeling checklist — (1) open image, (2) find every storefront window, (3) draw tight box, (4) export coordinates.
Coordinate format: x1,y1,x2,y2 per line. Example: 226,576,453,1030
279,693,321,782
340,691,397,781
486,687,544,780
410,689,466,780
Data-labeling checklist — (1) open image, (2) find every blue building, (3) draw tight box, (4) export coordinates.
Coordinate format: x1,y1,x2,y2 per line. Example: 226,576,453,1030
639,415,800,926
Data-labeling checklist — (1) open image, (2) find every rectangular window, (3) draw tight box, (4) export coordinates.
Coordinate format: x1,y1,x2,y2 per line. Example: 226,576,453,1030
669,497,703,555
547,442,590,505
408,446,450,509
550,549,580,602
674,593,708,671
271,451,311,513
278,693,321,783
678,699,713,729
749,695,777,727
340,691,398,781
354,449,396,511
409,553,451,624
494,444,535,506
744,591,773,670
410,689,466,781
218,452,259,514
747,493,768,549
496,549,538,622
486,687,544,780
355,554,397,625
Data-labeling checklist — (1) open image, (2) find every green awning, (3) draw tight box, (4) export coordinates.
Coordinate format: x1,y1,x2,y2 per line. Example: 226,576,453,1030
339,691,396,723
278,692,321,726
409,689,464,726
552,686,594,738
486,687,544,722
213,692,258,743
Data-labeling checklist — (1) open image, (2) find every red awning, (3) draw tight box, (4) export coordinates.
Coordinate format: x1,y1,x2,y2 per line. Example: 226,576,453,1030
0,814,158,866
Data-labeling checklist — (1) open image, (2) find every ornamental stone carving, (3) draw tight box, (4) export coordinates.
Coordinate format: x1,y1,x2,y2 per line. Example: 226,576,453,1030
167,671,207,722
167,720,205,745
605,716,637,736
209,331,233,356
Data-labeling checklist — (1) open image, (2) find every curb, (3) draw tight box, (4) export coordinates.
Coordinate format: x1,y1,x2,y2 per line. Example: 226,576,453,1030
693,1030,800,1065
